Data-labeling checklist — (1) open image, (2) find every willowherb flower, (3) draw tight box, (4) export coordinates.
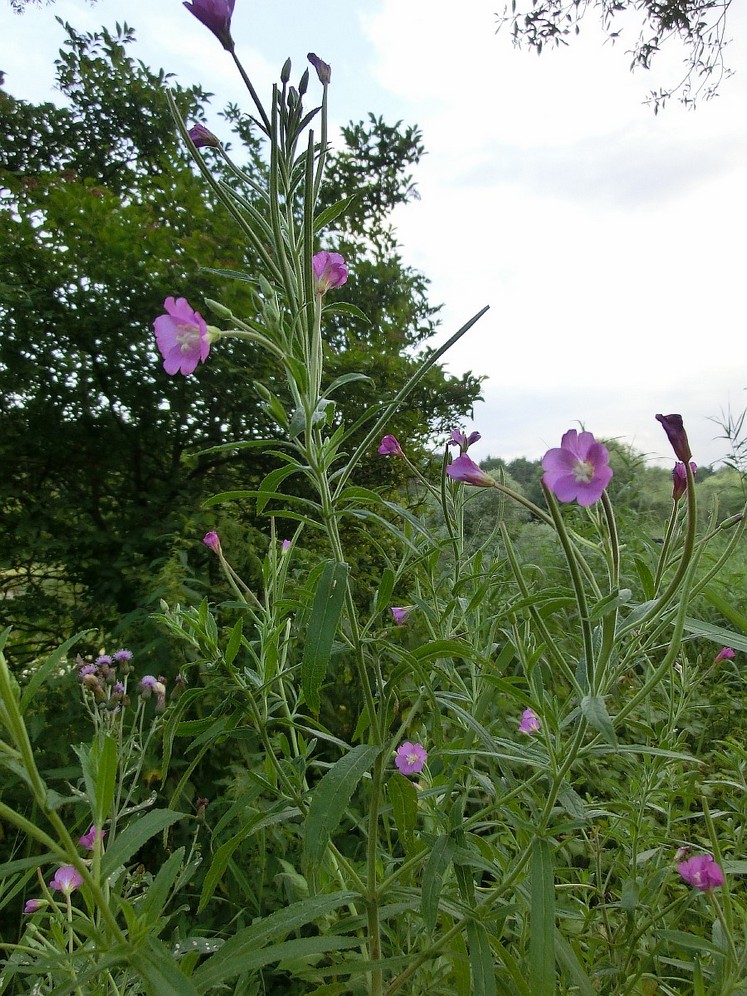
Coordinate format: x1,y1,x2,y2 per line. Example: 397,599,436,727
395,741,428,775
312,251,348,295
378,434,404,458
677,854,724,891
390,606,412,626
307,52,331,84
281,539,291,553
518,708,541,735
24,899,42,914
79,825,106,852
672,461,697,501
188,123,221,148
656,413,692,463
448,429,481,453
49,866,83,896
203,531,221,553
154,297,212,376
183,0,235,51
541,429,613,506
714,647,735,664
446,453,495,488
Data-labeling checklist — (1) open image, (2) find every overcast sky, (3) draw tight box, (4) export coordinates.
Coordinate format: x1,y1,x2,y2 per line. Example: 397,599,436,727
4,0,746,466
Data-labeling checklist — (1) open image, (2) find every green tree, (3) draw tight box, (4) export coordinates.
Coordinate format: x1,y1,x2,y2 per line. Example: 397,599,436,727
0,22,481,665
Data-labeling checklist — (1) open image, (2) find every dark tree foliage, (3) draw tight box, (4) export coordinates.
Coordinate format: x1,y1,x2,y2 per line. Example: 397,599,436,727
0,23,481,665
496,0,733,107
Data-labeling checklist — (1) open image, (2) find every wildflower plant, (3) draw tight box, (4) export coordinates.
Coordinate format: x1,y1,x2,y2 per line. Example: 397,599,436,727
2,3,747,994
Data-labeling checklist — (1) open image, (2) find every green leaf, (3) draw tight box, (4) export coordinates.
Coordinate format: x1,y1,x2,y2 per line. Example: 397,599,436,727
325,372,374,397
102,809,185,877
374,568,395,616
20,630,93,714
421,834,455,933
224,618,243,667
313,194,357,231
683,616,747,652
588,588,632,620
580,694,618,746
94,734,118,828
554,930,595,996
138,847,185,925
633,557,656,601
301,560,349,714
702,587,747,633
388,772,418,856
466,919,497,996
131,937,200,996
304,745,379,873
529,838,555,996
257,464,301,515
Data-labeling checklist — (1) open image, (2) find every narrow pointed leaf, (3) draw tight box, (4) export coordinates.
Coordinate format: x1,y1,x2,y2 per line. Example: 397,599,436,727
301,560,349,713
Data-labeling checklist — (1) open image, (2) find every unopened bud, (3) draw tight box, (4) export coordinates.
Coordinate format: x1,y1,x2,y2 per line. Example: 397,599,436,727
280,57,292,84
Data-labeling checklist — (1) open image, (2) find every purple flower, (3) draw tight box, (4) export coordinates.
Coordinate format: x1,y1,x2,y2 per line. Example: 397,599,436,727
203,530,221,553
518,708,541,735
307,52,331,84
139,675,165,701
395,742,428,775
446,454,495,488
49,866,83,896
656,414,692,463
378,434,404,458
281,539,291,553
95,655,113,667
672,461,697,502
714,647,735,664
183,0,235,51
312,251,348,294
678,854,724,891
541,429,613,506
448,429,481,453
78,663,97,678
79,825,106,852
24,899,42,914
154,297,211,376
113,649,133,662
188,123,220,148
390,606,412,626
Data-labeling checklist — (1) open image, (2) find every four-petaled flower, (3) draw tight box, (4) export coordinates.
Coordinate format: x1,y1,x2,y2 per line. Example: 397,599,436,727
446,453,494,488
312,251,348,295
203,531,221,553
307,52,331,84
378,435,404,458
183,0,235,51
677,854,724,891
448,429,481,453
541,429,613,506
518,708,541,735
395,741,428,775
390,606,412,626
714,647,735,664
656,414,692,463
49,866,84,896
154,297,211,376
79,825,106,852
188,123,220,149
672,461,697,502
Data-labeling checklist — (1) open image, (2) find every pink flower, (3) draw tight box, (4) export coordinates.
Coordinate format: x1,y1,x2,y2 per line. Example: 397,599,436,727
79,825,106,851
390,606,412,626
672,461,697,501
448,429,481,453
656,414,692,463
113,649,133,662
395,742,428,775
312,251,348,294
281,539,291,553
518,708,541,735
446,453,495,488
714,647,735,664
49,866,83,896
24,899,42,914
183,0,235,50
203,531,221,553
378,434,404,457
154,297,211,376
188,123,220,148
541,429,613,506
677,854,724,891
307,52,331,84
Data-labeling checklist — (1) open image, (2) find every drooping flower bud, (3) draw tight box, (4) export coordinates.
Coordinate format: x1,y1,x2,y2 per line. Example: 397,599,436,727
183,0,235,51
188,123,221,149
307,52,331,85
656,414,692,463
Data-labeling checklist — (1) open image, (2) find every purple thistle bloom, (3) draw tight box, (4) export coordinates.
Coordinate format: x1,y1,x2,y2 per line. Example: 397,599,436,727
95,655,113,667
378,434,404,458
395,741,428,775
446,453,495,488
79,825,106,851
541,429,613,506
656,414,692,463
390,606,412,626
24,899,42,914
312,251,348,294
49,866,83,896
154,297,211,376
78,663,97,678
113,649,133,662
183,0,235,51
203,531,221,553
518,708,541,735
307,52,331,84
672,461,697,502
188,123,221,148
714,647,735,664
677,854,724,891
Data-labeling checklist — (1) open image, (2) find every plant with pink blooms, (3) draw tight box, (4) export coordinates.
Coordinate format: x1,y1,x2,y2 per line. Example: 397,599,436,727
541,429,613,506
153,296,213,376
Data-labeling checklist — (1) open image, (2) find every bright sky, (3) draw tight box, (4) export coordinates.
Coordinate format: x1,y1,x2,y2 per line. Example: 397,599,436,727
4,0,747,467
